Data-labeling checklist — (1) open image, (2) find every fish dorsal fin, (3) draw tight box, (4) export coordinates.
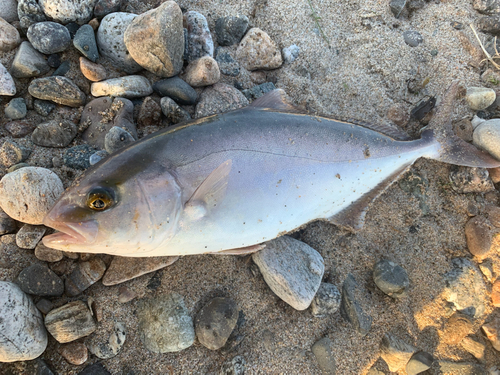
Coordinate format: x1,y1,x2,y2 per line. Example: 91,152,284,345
249,89,302,112
185,160,232,219
329,165,410,231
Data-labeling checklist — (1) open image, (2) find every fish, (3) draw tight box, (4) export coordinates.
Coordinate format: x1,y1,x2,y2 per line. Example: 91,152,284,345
42,83,500,257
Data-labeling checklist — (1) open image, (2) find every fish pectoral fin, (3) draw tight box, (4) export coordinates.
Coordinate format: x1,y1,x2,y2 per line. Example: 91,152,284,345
213,244,266,255
248,89,302,112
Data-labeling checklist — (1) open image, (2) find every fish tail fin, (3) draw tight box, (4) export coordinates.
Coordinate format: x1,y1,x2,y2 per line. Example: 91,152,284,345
424,81,500,168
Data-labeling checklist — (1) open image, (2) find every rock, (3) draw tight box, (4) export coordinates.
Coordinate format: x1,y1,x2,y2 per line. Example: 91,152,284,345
252,236,324,310
0,140,31,167
466,87,496,110
486,205,500,227
33,100,55,117
0,208,16,235
63,144,96,169
215,15,249,46
16,263,64,296
97,12,142,73
65,257,107,296
88,321,126,359
449,166,495,193
35,241,64,262
74,24,99,62
242,82,276,100
104,126,135,153
236,28,283,70
310,282,341,317
89,150,108,165
184,11,213,62
183,56,220,87
94,0,121,18
10,41,51,78
160,96,191,124
36,298,54,314
45,301,97,343
4,120,33,137
482,318,500,351
373,259,409,298
195,83,249,118
482,68,500,86
124,1,184,77
16,224,46,249
406,351,434,375
0,17,21,52
195,297,238,350
91,76,153,98
215,47,240,76
5,98,27,120
59,342,88,365
311,337,336,374
78,363,111,375
339,274,372,335
220,355,246,375
153,76,198,105
137,293,195,353
283,44,300,64
51,60,70,77
437,361,486,374
473,119,500,160
441,312,473,345
18,0,46,31
27,22,71,54
465,216,492,259
0,0,18,23
0,282,47,362
0,62,16,96
80,57,107,81
0,167,64,225
39,0,97,25
390,0,407,17
492,279,500,307
403,30,423,47
461,337,486,361
473,0,500,15
102,255,178,285
477,16,500,35
453,118,474,142
117,285,137,303
29,76,86,107
380,333,416,372
31,120,78,148
137,97,161,127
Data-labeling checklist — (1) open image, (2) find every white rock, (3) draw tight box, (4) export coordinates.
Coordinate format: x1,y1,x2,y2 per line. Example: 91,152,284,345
0,62,16,96
0,167,64,225
473,119,500,160
466,87,496,111
0,281,48,362
91,75,153,98
252,236,324,310
39,0,97,25
0,0,19,23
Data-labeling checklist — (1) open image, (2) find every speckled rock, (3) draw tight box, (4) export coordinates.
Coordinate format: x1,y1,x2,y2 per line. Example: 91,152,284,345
16,263,64,296
184,11,213,62
63,144,96,169
467,87,496,110
236,28,283,70
80,57,107,82
215,47,240,77
220,355,246,375
124,1,184,77
39,0,97,25
31,120,78,148
0,17,21,52
0,62,16,96
59,342,88,365
403,30,423,47
94,0,121,18
283,44,300,64
104,126,135,154
0,140,31,167
449,166,495,193
195,83,249,118
88,321,126,359
380,333,416,372
27,22,71,54
29,76,86,107
340,274,372,335
153,76,198,105
16,224,46,249
0,281,47,362
242,82,276,100
65,257,107,296
17,0,47,30
183,56,220,87
5,98,27,120
406,351,433,375
4,120,35,138
10,41,50,78
215,15,249,46
91,76,153,98
160,96,191,124
137,97,161,127
0,0,18,23
311,337,336,374
35,241,64,262
0,167,64,225
442,312,473,345
373,259,409,298
473,119,500,160
310,282,341,317
465,215,492,259
74,24,99,62
45,301,97,343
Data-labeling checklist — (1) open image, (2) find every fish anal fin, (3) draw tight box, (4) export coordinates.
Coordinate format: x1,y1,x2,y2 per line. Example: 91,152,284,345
213,244,266,255
249,89,302,112
329,165,410,231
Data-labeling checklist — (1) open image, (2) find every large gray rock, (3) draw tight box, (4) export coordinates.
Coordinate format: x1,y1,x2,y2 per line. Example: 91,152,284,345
27,21,71,54
10,41,50,79
39,0,97,24
252,236,324,310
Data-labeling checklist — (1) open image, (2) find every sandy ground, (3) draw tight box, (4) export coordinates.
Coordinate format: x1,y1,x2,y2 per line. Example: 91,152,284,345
2,0,500,373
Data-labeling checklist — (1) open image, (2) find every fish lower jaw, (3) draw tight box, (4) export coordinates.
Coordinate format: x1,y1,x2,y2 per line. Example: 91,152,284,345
42,232,88,250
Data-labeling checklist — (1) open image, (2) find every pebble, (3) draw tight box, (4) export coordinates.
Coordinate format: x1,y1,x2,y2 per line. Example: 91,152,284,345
16,263,64,296
47,54,61,68
380,333,416,372
137,97,162,127
406,351,434,375
465,215,492,259
252,236,324,310
0,167,63,225
242,82,276,100
97,12,142,73
0,140,31,167
453,118,473,142
437,361,486,374
88,321,126,359
94,0,122,18
59,342,88,365
184,11,214,62
339,274,372,335
5,98,27,120
102,255,178,286
89,150,108,165
18,0,47,31
16,224,46,249
91,76,153,98
74,24,99,62
45,300,97,343
52,60,71,76
390,0,407,17
124,1,184,77
215,15,249,46
195,297,239,350
0,208,16,235
0,281,47,362
29,76,86,107
473,118,500,160
473,0,500,15
466,87,496,110
0,62,16,96
0,17,21,52
31,119,78,148
183,56,220,87
0,0,18,23
449,166,495,193
236,28,283,70
283,44,300,64
36,298,54,314
5,121,32,139
63,144,96,169
442,312,474,345
104,126,135,154
27,21,71,54
403,30,423,47
461,337,486,361
137,293,195,353
7,162,30,173
372,259,409,298
160,96,192,124
35,241,64,262
195,83,249,118
118,285,137,303
39,0,96,25
10,41,50,78
80,57,107,81
215,47,240,76
492,279,500,307
310,282,341,317
153,76,198,105
220,355,246,375
65,257,107,296
311,337,336,374
482,318,500,351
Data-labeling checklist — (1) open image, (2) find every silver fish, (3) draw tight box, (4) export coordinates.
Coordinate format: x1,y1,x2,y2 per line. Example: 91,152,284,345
43,83,500,257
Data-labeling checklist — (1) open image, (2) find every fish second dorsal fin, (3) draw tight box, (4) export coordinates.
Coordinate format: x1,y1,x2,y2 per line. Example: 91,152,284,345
249,89,303,112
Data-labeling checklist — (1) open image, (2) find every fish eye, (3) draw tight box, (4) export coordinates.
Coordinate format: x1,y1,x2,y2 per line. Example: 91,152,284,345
86,187,115,211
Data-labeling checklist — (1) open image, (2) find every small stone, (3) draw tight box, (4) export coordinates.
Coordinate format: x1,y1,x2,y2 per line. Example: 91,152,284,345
102,255,178,286
39,0,97,25
32,120,78,148
464,216,492,259
0,208,16,235
473,0,500,15
215,16,249,46
491,279,500,307
45,301,97,343
461,337,486,361
311,337,336,374
373,259,409,298
449,166,495,193
137,97,161,127
0,167,63,225
0,62,16,96
89,18,99,30
242,82,276,100
52,60,70,76
89,150,108,165
195,297,238,350
64,22,80,38
195,83,249,118
10,41,50,78
160,96,191,124
236,28,283,70
29,76,86,107
215,47,240,77
137,293,195,353
36,298,54,314
441,312,474,345
437,361,486,374
0,16,21,52
5,98,27,120
104,126,135,154
340,274,372,335
0,140,31,167
63,144,96,170
473,119,500,160
403,30,423,47
94,0,121,18
88,321,126,359
220,355,246,375
252,236,324,310
453,118,474,142
467,87,497,110
18,0,47,31
35,241,64,262
33,100,55,117
59,342,88,365
183,56,220,87
16,263,64,296
390,0,407,17
184,11,213,62
250,71,267,84
5,120,34,138
117,285,137,303
153,76,198,105
80,57,107,82
27,22,71,54
74,24,99,62
406,351,434,375
91,76,153,98
48,54,62,68
0,0,18,23
65,257,107,296
482,318,500,351
0,281,47,362
16,224,46,249
283,44,300,64
485,205,500,227
7,163,30,173
310,282,341,317
380,333,416,372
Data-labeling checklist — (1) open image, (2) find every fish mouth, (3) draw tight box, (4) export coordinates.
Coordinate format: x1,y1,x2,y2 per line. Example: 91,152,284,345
42,219,99,247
